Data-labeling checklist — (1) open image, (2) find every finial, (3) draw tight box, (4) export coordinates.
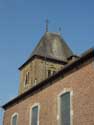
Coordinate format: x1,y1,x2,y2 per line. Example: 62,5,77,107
46,19,49,32
59,27,62,35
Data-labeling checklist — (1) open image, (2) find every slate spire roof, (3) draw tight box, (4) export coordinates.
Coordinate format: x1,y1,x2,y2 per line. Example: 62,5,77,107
19,32,74,70
29,32,73,62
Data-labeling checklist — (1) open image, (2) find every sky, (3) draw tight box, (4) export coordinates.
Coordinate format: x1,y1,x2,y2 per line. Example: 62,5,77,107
0,0,94,124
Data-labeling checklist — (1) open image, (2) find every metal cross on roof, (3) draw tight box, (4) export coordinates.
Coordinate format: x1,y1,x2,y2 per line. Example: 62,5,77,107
46,19,49,32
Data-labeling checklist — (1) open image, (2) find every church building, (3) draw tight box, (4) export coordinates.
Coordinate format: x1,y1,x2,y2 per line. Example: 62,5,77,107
2,31,94,125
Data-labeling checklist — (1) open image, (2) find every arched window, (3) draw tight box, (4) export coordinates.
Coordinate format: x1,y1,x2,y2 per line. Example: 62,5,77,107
58,91,73,125
60,92,70,125
30,104,40,125
11,113,18,125
48,70,56,77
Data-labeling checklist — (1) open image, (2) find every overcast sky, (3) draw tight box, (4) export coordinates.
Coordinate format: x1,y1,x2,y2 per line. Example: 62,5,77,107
0,0,94,124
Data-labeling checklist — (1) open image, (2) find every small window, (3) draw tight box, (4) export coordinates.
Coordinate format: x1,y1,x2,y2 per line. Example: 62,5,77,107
48,70,51,77
31,105,39,125
25,74,28,85
27,72,29,80
11,113,18,125
24,72,29,86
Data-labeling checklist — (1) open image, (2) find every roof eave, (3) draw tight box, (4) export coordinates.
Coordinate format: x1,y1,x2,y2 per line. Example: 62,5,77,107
18,55,67,70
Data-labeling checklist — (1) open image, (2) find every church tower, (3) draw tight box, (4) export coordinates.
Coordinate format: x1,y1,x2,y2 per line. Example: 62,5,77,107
18,32,73,95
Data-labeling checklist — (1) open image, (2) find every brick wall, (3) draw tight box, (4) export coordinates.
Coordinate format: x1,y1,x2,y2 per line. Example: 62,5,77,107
3,60,94,125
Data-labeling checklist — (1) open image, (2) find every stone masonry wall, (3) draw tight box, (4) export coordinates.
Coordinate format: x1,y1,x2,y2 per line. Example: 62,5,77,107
19,58,63,95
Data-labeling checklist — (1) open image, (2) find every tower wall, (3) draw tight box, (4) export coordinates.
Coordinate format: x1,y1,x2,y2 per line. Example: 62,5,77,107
19,58,64,94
